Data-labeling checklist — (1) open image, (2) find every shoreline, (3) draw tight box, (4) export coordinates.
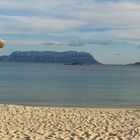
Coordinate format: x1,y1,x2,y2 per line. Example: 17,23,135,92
0,104,140,139
0,102,140,109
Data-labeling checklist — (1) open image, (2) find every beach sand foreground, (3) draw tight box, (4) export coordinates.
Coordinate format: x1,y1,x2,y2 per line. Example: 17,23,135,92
0,104,139,140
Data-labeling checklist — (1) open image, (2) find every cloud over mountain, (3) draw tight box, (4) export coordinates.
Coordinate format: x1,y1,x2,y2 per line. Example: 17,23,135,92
0,0,140,64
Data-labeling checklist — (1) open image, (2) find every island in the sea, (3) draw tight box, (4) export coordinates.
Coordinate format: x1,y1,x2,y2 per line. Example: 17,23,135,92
0,51,101,65
64,61,89,66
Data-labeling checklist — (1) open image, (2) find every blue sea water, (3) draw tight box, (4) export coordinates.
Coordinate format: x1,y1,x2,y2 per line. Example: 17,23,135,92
0,62,140,107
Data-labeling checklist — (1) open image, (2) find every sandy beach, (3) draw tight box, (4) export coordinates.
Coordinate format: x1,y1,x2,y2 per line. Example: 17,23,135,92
0,104,139,140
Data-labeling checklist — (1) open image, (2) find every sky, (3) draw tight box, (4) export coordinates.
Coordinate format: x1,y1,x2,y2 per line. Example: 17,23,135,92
0,0,140,64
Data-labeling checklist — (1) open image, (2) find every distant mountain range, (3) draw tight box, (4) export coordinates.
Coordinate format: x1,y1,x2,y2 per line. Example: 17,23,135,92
0,51,101,64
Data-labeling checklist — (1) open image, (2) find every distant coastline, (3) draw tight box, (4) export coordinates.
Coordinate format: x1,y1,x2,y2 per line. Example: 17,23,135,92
0,51,140,66
127,62,140,66
0,51,101,65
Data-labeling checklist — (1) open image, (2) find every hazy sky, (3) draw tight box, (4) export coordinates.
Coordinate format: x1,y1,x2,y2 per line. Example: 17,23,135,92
0,0,140,64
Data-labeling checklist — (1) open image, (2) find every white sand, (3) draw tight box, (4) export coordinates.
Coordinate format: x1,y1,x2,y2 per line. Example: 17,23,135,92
0,104,139,140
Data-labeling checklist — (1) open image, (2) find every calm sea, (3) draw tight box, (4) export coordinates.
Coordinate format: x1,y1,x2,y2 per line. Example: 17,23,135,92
0,62,140,107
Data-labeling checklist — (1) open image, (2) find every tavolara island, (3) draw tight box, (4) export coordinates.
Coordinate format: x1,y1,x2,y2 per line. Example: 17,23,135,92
0,51,101,64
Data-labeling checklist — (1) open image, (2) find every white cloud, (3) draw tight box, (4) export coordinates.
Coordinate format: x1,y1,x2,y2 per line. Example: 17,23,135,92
7,39,112,47
0,0,140,42
8,40,60,46
0,15,86,34
0,0,75,11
